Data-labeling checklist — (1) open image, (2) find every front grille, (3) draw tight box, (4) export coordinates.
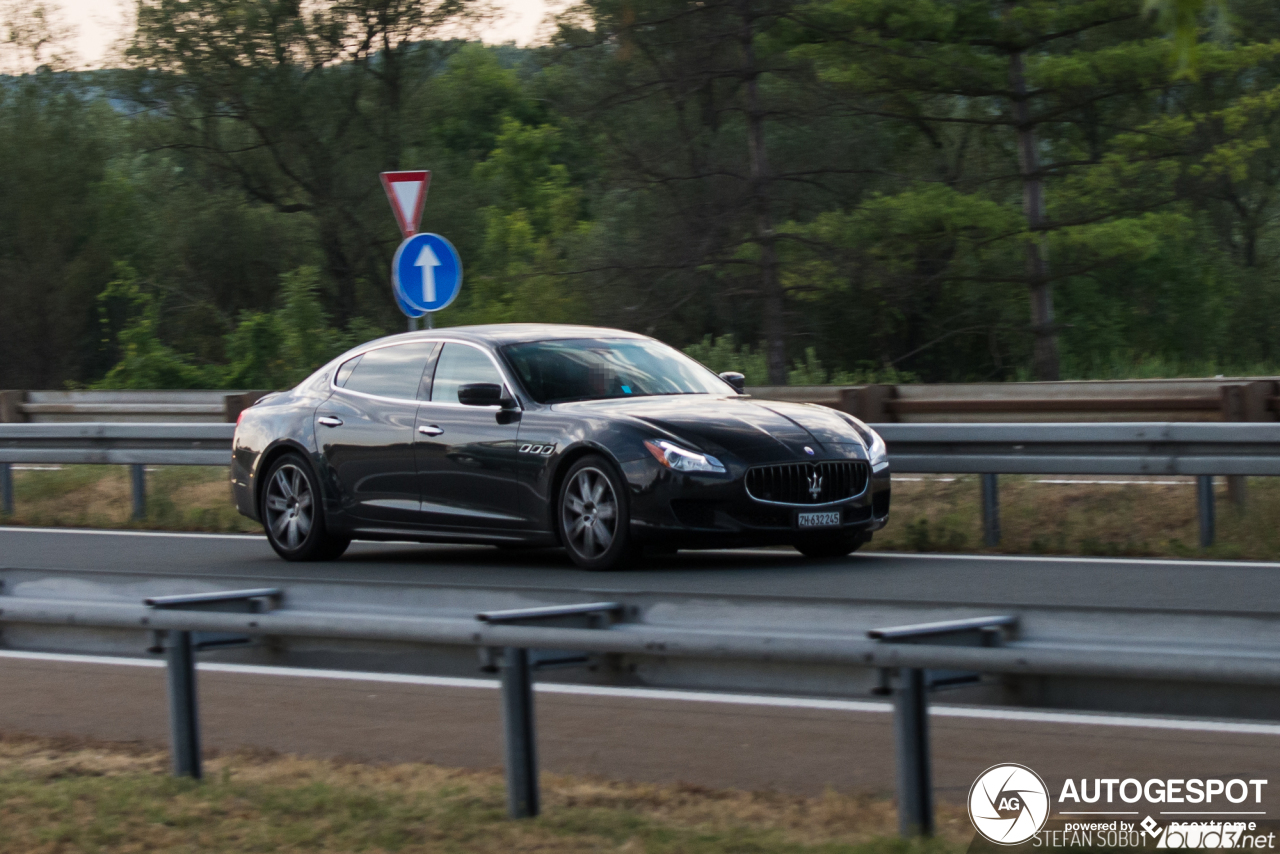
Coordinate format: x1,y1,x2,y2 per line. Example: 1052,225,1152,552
745,461,869,505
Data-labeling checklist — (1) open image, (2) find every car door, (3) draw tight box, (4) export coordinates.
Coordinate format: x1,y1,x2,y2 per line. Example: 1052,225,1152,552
316,340,438,526
415,341,524,532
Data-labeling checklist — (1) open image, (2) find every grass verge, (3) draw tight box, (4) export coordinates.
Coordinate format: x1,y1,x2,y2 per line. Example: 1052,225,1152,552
3,465,1279,560
2,466,256,533
867,474,1280,560
0,734,968,853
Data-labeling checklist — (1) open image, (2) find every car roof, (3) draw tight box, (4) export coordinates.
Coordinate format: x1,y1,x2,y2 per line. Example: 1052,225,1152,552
367,323,652,348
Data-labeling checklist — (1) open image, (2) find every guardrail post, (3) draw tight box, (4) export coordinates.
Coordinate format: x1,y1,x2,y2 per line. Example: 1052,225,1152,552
500,647,539,818
1227,476,1247,508
0,390,24,423
145,588,281,780
981,473,1000,546
869,616,1016,839
894,667,933,837
477,602,622,820
130,464,146,520
0,463,12,516
166,630,201,779
1197,476,1216,548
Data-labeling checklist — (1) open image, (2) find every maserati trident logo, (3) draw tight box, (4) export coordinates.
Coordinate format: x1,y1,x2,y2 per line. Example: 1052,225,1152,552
807,469,823,499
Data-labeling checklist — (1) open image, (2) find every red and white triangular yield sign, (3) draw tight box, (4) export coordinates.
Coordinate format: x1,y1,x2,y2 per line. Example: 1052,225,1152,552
380,171,431,239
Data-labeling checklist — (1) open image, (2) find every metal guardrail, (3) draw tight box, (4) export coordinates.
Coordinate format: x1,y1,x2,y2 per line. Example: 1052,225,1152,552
882,422,1280,475
0,420,1269,543
4,379,1277,425
0,424,234,466
3,421,1275,473
0,391,269,424
747,377,1279,423
0,592,1274,833
0,424,235,521
0,421,1260,542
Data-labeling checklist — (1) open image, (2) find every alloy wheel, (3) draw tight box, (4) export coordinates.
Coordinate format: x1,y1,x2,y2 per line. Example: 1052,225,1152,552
264,463,314,550
562,467,619,559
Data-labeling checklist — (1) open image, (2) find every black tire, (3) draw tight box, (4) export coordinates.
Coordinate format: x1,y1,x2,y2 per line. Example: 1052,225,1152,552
261,453,350,561
558,455,635,570
794,531,869,559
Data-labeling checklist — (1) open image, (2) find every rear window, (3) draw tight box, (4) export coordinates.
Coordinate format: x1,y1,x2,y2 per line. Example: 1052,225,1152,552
339,342,436,400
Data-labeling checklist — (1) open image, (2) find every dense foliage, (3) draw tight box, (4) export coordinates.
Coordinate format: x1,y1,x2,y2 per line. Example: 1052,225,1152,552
4,0,1280,389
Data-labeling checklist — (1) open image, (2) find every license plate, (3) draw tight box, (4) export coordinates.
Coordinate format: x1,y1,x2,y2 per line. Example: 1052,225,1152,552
797,511,840,528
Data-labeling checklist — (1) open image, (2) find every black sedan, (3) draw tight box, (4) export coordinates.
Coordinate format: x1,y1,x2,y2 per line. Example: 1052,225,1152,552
231,324,890,570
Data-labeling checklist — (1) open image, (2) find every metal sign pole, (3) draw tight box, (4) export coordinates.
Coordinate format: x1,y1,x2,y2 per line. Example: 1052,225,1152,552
425,312,434,329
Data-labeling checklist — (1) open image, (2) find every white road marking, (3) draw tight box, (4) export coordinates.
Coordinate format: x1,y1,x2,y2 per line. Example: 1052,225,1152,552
1,649,1277,736
1034,479,1193,486
4,526,1280,568
736,547,1280,569
0,526,264,541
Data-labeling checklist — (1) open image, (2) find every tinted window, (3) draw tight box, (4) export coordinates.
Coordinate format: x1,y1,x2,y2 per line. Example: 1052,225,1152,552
502,338,731,404
334,355,361,387
431,343,504,403
341,342,435,400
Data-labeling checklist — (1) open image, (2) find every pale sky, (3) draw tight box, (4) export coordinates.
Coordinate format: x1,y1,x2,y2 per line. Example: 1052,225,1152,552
51,0,553,69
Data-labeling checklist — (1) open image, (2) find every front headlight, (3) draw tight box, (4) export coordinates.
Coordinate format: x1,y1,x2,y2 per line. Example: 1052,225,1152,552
865,429,889,472
644,439,726,474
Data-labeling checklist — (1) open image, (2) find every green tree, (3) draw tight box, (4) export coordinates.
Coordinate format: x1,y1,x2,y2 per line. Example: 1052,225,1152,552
0,72,119,387
552,0,865,383
790,0,1278,378
126,0,486,326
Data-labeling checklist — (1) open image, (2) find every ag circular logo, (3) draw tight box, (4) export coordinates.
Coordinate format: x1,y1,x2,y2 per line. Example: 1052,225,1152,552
968,764,1051,845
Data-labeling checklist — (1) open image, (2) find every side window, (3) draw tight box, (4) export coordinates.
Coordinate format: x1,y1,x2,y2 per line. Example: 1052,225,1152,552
334,355,361,387
341,341,436,400
430,343,505,403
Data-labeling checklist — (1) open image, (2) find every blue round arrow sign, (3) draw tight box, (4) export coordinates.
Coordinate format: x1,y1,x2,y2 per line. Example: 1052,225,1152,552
391,233,462,316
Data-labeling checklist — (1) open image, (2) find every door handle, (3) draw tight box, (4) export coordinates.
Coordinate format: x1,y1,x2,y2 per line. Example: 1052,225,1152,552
418,424,444,436
318,416,343,427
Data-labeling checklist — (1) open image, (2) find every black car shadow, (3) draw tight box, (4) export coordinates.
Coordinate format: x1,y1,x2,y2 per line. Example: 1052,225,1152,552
338,541,868,574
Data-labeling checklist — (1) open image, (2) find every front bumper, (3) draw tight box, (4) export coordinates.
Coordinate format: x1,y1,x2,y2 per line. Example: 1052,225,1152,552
623,458,891,548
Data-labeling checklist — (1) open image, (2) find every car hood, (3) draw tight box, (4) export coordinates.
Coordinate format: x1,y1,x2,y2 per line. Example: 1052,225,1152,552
551,395,868,462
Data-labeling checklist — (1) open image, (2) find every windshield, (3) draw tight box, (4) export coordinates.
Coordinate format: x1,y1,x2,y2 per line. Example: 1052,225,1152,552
502,338,733,404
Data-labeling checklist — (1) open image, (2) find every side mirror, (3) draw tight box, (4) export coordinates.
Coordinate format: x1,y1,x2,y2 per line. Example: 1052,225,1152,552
458,383,505,406
719,371,746,393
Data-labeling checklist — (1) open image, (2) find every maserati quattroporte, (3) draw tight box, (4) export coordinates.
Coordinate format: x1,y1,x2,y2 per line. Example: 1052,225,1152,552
231,324,890,569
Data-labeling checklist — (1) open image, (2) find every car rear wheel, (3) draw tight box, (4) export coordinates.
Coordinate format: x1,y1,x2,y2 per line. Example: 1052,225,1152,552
262,454,350,561
559,456,634,570
794,531,869,559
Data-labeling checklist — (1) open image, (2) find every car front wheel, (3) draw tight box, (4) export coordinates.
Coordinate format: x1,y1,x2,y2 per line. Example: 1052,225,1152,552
262,454,350,561
558,455,634,571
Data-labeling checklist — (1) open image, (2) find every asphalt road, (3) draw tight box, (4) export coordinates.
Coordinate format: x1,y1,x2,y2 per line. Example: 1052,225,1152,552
2,526,1278,614
4,527,1280,811
2,653,1278,810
